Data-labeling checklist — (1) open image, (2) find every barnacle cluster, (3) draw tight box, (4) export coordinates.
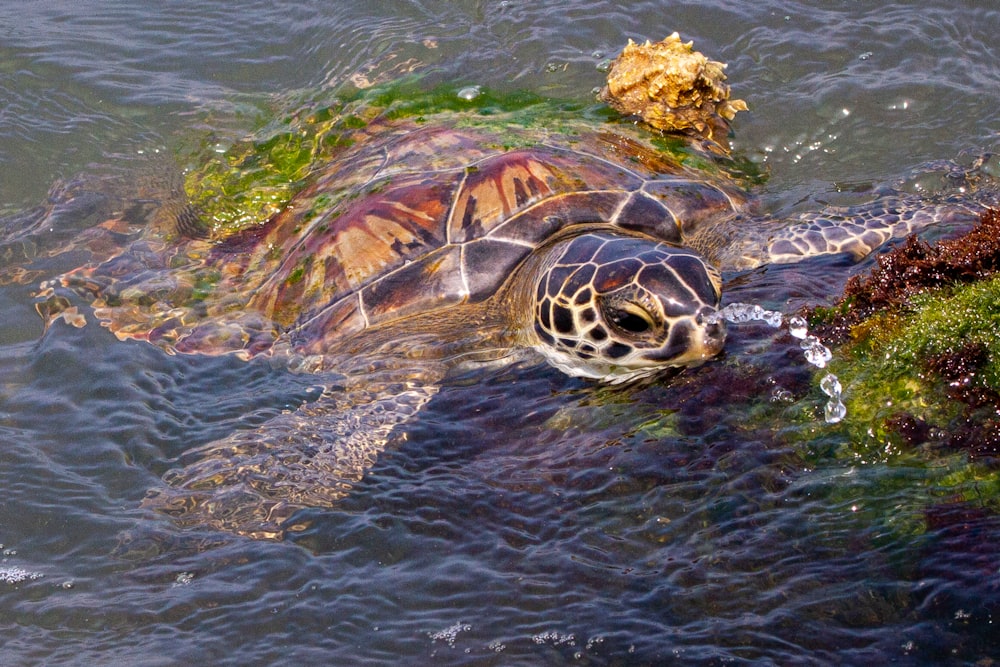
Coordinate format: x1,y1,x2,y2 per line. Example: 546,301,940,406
601,33,747,141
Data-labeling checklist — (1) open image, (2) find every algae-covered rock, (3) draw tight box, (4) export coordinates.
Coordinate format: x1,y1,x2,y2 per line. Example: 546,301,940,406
600,33,747,141
810,208,1000,473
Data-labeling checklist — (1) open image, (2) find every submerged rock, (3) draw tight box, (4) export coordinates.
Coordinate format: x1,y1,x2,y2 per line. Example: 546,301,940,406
811,207,1000,467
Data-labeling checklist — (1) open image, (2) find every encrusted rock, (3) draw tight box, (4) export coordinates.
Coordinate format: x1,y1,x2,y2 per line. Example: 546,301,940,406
601,33,747,141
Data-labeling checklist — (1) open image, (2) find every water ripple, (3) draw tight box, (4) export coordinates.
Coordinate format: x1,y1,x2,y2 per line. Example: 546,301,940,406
1,1,999,664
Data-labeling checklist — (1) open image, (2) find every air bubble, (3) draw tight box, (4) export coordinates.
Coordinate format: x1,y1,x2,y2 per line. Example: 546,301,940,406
0,567,43,584
429,622,471,648
173,572,195,586
456,85,481,101
533,630,575,646
771,388,794,403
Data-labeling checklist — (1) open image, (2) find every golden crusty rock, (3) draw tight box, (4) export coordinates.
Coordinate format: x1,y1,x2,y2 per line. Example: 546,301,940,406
601,33,748,141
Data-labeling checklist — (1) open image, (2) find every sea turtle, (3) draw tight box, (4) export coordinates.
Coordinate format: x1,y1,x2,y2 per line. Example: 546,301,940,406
28,50,997,539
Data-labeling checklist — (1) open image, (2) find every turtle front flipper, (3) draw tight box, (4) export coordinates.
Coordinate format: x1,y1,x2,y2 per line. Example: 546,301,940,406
764,198,990,266
142,371,441,540
711,196,994,271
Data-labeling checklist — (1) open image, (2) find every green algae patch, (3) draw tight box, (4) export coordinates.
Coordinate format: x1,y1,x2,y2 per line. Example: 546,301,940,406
789,209,1000,523
180,102,367,239
180,80,579,239
811,208,1000,447
832,275,1000,443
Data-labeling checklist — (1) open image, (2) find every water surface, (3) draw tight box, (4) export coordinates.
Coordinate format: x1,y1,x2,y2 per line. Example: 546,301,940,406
1,1,999,664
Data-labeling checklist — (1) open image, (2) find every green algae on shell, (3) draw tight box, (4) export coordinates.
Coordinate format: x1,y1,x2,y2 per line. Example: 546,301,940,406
180,78,761,242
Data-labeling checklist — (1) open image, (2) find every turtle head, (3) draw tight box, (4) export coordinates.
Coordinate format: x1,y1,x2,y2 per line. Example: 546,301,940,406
530,232,726,383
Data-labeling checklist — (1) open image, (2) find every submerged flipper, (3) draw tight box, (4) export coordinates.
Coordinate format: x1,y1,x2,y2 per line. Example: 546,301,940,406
707,155,1000,271
764,197,991,265
711,195,997,271
143,372,440,540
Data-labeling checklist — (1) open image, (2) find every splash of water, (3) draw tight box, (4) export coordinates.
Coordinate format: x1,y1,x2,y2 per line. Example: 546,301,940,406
708,304,846,423
819,372,847,423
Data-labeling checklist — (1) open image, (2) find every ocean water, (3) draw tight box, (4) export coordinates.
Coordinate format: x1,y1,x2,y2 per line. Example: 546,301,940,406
1,1,999,664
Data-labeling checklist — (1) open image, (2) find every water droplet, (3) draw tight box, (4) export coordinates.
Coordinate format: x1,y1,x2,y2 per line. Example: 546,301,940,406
456,85,481,101
819,373,842,397
173,572,195,586
819,373,846,423
709,302,845,422
801,336,832,368
787,316,808,339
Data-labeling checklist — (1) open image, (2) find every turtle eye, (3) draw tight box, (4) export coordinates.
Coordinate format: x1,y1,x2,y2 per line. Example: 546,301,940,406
604,303,654,334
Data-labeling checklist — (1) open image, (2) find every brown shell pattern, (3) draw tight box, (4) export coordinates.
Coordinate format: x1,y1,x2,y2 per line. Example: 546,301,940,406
71,117,746,359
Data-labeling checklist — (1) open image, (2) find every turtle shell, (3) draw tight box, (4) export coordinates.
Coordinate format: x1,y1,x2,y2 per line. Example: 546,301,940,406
63,116,747,360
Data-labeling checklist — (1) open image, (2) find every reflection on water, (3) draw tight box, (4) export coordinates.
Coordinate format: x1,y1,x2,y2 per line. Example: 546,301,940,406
1,0,999,664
